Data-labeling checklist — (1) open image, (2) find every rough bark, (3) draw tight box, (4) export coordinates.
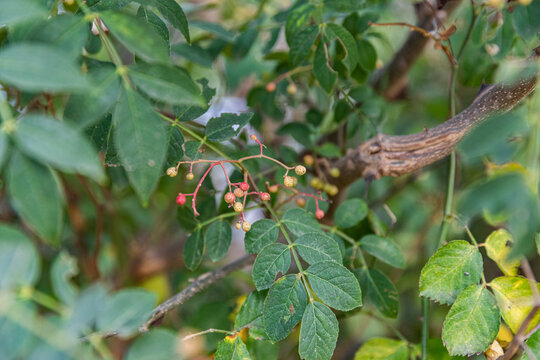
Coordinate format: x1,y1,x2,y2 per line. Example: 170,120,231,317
327,51,539,191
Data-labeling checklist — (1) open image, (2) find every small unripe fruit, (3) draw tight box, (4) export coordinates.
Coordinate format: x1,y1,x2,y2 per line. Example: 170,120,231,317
250,134,258,141
310,178,324,190
295,165,306,176
287,83,297,95
324,184,339,196
268,185,279,193
224,192,236,203
186,172,194,180
315,209,325,220
518,0,532,5
266,82,276,92
284,176,295,188
303,154,314,166
292,177,298,186
166,167,178,177
260,192,271,201
234,188,244,198
233,202,243,212
240,182,250,191
235,222,242,229
296,198,306,207
176,193,186,206
329,167,340,178
242,221,251,232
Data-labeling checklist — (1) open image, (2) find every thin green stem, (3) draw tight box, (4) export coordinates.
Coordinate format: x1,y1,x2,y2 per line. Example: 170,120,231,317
318,224,368,268
181,328,234,341
421,4,478,359
0,93,16,133
197,205,259,228
22,287,67,316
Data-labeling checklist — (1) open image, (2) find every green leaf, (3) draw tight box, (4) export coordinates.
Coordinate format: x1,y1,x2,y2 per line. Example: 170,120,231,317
165,125,184,167
295,232,342,265
13,114,105,182
289,25,319,67
129,63,205,107
522,329,540,360
172,43,213,67
298,301,338,360
334,199,367,228
316,143,341,158
7,152,64,244
277,122,314,148
359,235,405,269
191,21,236,42
355,268,399,319
175,78,215,121
326,24,358,72
136,6,170,45
490,276,540,334
0,130,8,171
50,252,79,306
285,3,316,45
282,208,321,237
205,113,253,141
183,229,205,271
65,284,108,335
313,40,337,93
305,261,362,311
263,274,307,342
64,64,120,129
0,44,88,92
0,224,40,290
244,219,279,254
150,0,190,43
113,88,168,203
125,329,178,360
252,243,291,291
484,229,520,276
357,39,377,72
97,288,156,338
419,240,483,305
0,0,47,26
215,335,251,360
100,11,169,63
0,297,36,359
205,220,232,262
512,1,540,41
235,290,266,329
26,14,88,59
442,285,500,356
354,338,408,360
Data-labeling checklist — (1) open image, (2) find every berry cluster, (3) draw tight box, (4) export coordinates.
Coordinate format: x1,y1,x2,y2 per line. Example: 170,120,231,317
167,135,328,231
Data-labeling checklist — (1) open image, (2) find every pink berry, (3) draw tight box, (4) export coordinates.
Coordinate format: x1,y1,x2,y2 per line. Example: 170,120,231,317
240,182,250,191
224,192,235,203
315,209,325,220
176,193,186,206
260,192,271,201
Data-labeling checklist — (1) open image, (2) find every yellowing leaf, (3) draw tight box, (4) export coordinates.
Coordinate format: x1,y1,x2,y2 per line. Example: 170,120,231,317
484,229,520,276
489,276,540,333
354,338,408,360
496,323,513,348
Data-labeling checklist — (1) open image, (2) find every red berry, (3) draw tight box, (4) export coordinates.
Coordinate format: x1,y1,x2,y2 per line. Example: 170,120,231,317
315,209,325,220
260,192,271,201
234,188,244,198
240,182,250,191
266,82,276,92
176,193,186,206
224,192,235,203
